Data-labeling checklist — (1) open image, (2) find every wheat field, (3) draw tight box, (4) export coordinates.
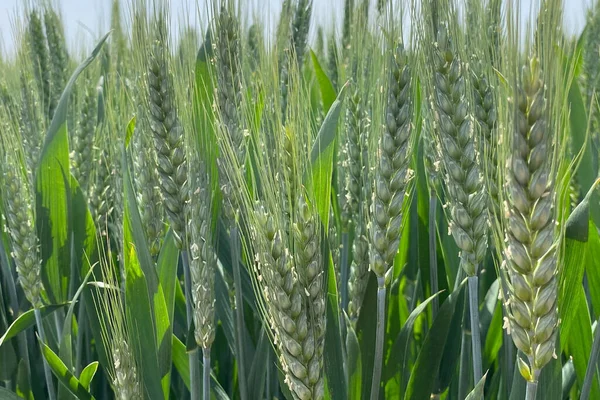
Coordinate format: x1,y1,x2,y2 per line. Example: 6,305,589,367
0,0,599,399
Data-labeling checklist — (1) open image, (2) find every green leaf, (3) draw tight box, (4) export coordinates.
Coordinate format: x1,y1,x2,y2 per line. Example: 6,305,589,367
483,299,503,368
78,362,98,391
123,119,173,395
384,291,441,385
563,286,599,398
156,229,179,387
58,265,96,400
172,335,190,389
36,32,110,304
157,230,179,320
586,221,600,318
248,329,269,400
509,354,527,400
213,264,235,355
0,304,68,348
538,337,563,400
565,178,600,242
405,283,466,400
38,338,94,400
560,179,600,339
172,335,230,400
0,284,17,381
357,273,379,400
568,79,599,222
123,243,164,400
464,373,487,400
324,249,346,400
70,175,98,279
215,219,258,313
15,359,33,400
0,388,21,400
310,50,336,113
436,286,466,392
310,84,347,229
125,116,136,147
345,314,362,400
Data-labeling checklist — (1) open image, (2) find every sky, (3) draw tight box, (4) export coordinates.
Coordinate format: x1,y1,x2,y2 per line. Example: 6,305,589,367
0,0,594,59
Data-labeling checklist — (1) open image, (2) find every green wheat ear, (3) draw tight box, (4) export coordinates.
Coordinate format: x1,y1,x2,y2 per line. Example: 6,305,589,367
371,44,414,281
504,57,558,379
147,23,188,248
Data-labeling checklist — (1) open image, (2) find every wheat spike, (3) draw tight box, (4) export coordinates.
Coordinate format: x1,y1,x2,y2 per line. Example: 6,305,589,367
147,27,188,248
0,147,43,308
432,26,487,276
504,58,558,379
371,44,414,280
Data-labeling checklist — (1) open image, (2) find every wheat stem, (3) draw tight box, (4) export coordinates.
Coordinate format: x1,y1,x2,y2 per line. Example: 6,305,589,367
340,231,350,311
468,275,482,383
181,250,200,399
429,191,439,317
0,241,31,378
582,317,600,400
458,298,472,399
231,225,248,400
369,276,386,400
34,308,56,400
203,348,211,400
526,379,538,400
75,303,86,375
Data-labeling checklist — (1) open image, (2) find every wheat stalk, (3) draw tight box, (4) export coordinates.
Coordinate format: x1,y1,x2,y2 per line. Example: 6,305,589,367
370,43,414,400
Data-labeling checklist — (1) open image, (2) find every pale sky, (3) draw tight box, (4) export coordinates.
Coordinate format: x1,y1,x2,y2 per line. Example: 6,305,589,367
0,0,594,59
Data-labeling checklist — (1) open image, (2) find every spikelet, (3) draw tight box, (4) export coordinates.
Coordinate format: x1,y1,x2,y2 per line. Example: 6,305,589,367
503,58,558,378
